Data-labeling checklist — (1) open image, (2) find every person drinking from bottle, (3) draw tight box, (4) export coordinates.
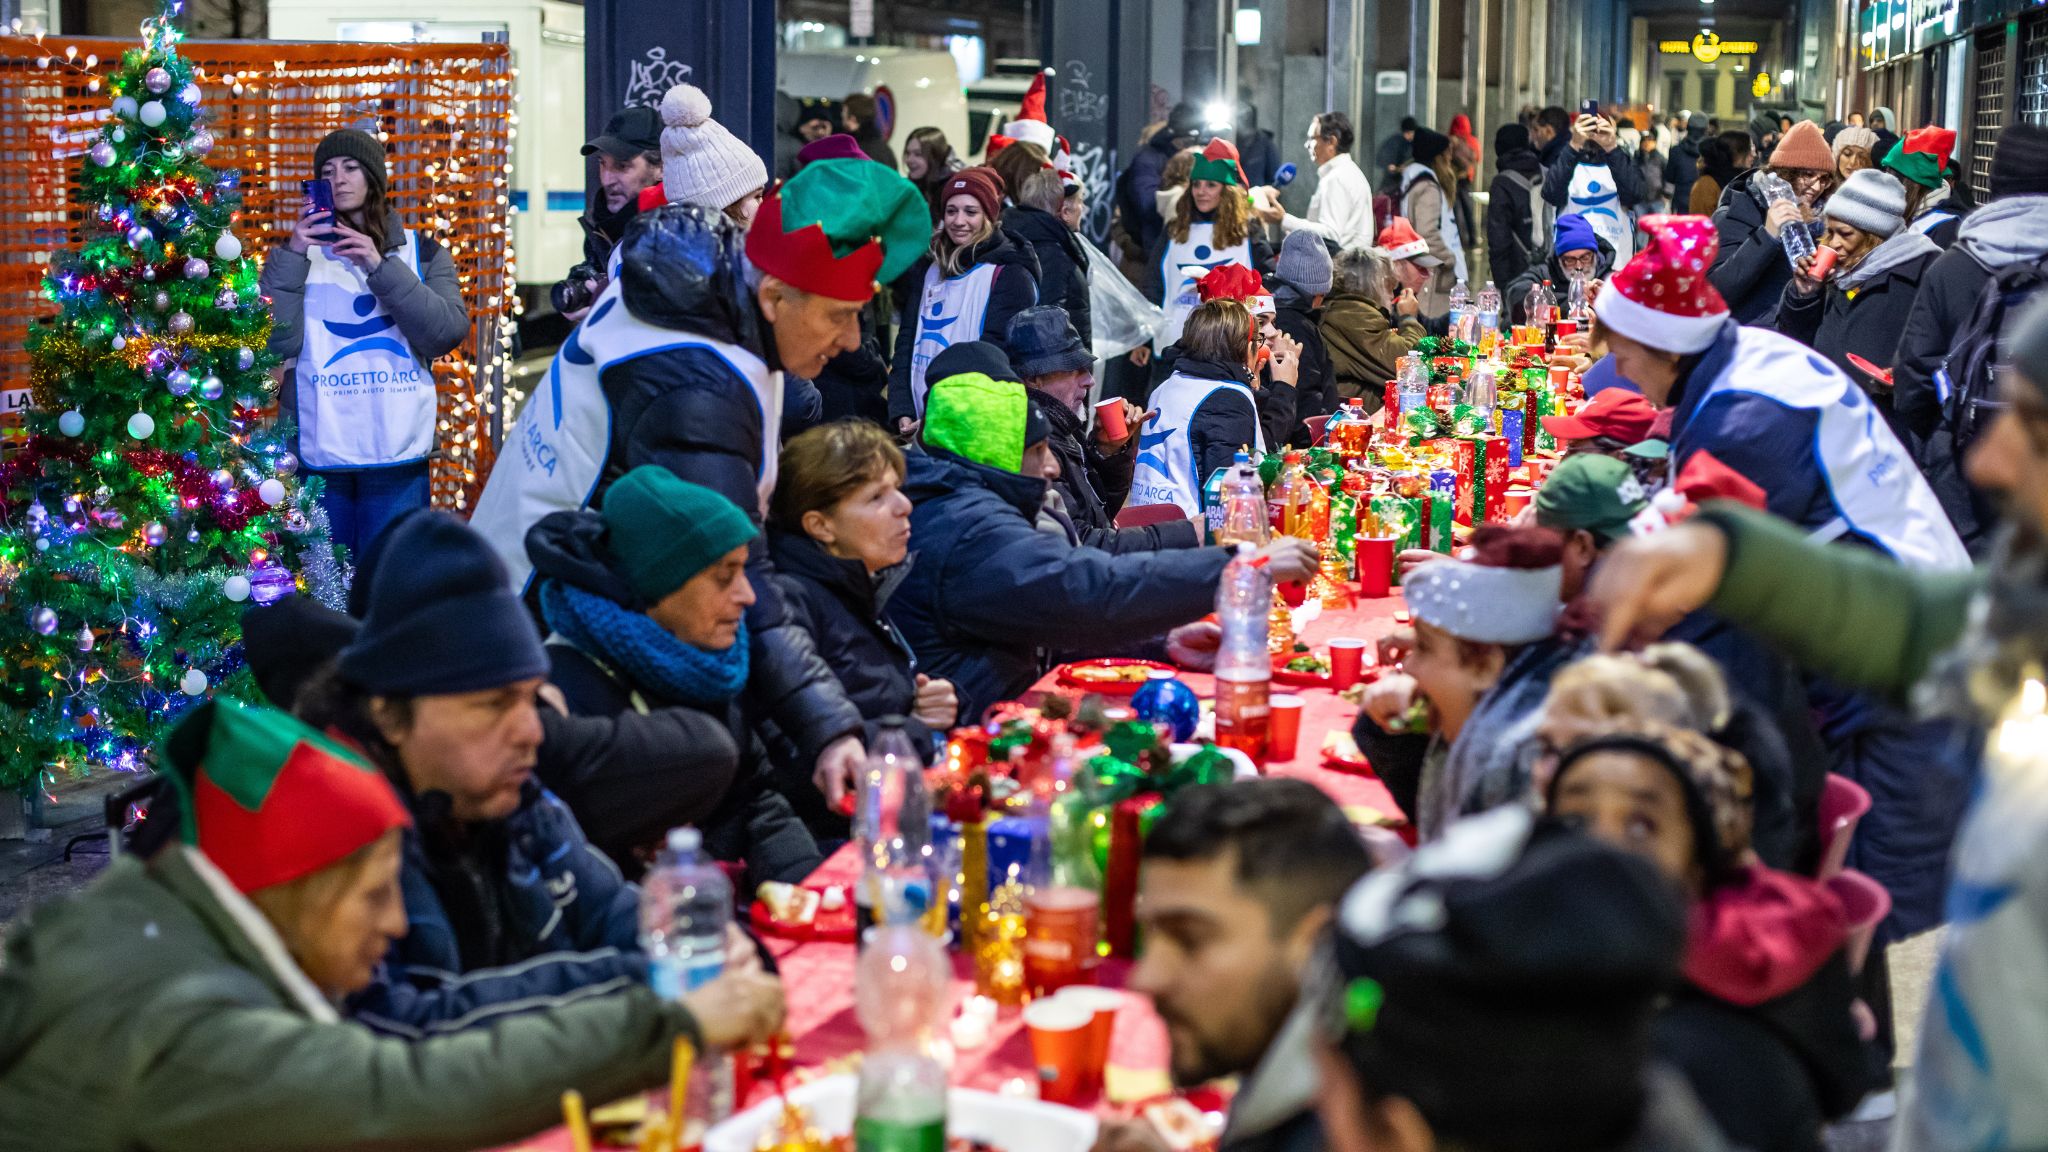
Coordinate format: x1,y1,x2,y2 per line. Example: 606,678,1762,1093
261,128,469,557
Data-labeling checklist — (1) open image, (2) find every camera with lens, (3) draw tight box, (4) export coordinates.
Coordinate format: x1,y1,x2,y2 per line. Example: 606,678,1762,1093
551,262,604,317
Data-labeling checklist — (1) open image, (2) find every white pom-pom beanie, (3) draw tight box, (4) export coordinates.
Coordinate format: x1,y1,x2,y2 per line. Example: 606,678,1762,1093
659,83,769,212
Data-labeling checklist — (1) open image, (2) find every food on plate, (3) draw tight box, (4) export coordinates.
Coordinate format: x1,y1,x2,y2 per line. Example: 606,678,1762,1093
1283,653,1330,676
1067,663,1155,685
752,1102,1008,1152
1321,730,1365,763
757,882,821,929
1142,1098,1221,1152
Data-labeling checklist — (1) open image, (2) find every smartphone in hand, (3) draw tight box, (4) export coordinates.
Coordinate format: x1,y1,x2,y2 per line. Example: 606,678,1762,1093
1580,99,1601,118
301,178,339,242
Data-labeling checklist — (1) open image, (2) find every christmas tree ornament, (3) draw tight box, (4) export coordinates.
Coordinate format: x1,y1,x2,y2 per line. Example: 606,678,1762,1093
143,66,171,93
190,129,214,155
197,374,224,401
182,256,207,280
111,94,138,119
29,606,57,636
214,232,242,261
167,310,194,335
110,335,126,350
140,264,156,281
151,200,176,222
235,346,254,370
96,203,114,221
186,526,201,543
179,83,201,105
25,501,48,530
179,667,209,695
249,561,295,605
161,143,182,163
76,626,95,652
221,574,251,602
126,224,152,248
139,100,167,127
150,289,170,311
143,521,168,546
209,467,234,490
274,451,299,477
165,368,193,395
258,478,287,505
126,410,155,439
282,508,309,532
91,485,113,505
213,287,238,310
57,409,85,436
97,509,126,532
88,139,115,167
111,126,126,143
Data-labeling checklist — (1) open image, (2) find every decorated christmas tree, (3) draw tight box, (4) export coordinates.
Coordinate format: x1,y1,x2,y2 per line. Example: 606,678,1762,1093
0,3,343,793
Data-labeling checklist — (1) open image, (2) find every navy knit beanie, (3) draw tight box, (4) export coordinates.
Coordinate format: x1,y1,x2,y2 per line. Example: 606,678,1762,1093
1553,213,1599,256
337,511,550,696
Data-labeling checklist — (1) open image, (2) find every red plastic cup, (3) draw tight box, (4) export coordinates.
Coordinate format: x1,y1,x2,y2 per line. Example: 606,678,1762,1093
1328,638,1367,688
1024,996,1097,1105
1807,245,1838,280
1094,397,1128,442
1024,885,1102,995
1268,694,1304,761
1355,535,1396,599
1504,484,1534,518
1554,318,1579,340
1052,986,1122,1099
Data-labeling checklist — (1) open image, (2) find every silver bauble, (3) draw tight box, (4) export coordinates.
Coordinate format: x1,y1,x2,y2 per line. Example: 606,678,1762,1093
126,224,151,248
143,521,168,546
29,606,57,636
197,374,224,401
167,310,193,335
165,369,193,396
143,66,171,93
88,139,115,167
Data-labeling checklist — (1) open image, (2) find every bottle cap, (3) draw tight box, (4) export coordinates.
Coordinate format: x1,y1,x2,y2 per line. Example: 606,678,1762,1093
878,714,907,729
667,826,702,853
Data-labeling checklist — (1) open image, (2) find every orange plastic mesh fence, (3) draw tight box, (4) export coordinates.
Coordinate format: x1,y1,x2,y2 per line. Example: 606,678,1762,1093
0,36,516,508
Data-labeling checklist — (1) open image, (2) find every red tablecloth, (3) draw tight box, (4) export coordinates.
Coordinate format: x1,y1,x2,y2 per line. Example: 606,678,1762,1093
496,591,1409,1150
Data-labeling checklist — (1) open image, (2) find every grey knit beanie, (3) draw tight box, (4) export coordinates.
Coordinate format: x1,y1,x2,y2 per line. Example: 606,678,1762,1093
1823,169,1906,239
313,128,388,195
659,83,770,213
1278,229,1334,296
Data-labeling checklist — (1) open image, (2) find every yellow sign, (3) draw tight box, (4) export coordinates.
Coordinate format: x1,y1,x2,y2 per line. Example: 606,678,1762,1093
1752,72,1772,96
1658,32,1761,61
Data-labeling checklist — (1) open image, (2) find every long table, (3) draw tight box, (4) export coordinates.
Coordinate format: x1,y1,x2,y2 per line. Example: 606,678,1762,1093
498,590,1409,1150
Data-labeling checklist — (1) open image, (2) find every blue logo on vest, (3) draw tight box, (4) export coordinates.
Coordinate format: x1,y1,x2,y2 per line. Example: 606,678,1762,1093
1135,425,1174,475
319,292,410,368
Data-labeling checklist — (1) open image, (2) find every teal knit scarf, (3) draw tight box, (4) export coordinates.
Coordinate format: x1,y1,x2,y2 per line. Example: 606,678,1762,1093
540,580,749,710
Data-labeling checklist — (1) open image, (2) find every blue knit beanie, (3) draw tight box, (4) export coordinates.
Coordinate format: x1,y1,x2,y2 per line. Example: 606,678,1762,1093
1553,214,1599,257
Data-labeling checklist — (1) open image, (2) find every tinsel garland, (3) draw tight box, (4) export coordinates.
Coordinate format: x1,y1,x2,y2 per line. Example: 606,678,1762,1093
29,319,274,405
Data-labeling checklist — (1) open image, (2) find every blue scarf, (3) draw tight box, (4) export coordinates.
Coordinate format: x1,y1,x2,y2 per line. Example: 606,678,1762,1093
540,580,749,710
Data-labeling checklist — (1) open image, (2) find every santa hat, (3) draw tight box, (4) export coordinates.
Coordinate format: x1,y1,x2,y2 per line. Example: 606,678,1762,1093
1051,136,1082,195
1190,138,1246,187
1000,70,1059,153
1883,126,1957,190
1673,448,1768,511
1376,217,1440,267
1592,214,1729,355
164,699,411,894
1402,530,1562,645
1194,262,1273,315
745,157,931,301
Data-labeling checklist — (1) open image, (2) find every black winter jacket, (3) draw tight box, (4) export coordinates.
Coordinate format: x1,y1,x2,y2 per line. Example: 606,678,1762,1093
594,288,866,774
887,447,1232,721
1030,389,1203,553
1485,146,1548,289
1272,280,1336,444
1006,204,1093,351
1118,125,1185,255
529,512,823,887
888,228,1042,424
1709,170,1805,327
1172,353,1267,492
1668,128,1705,214
1773,240,1938,439
767,528,934,751
1504,235,1618,326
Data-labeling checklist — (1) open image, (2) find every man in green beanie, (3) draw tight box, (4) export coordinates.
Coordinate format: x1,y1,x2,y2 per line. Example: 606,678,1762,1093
475,156,932,816
527,466,822,884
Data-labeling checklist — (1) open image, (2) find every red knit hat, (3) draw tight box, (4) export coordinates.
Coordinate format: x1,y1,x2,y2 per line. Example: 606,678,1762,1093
166,699,411,894
1767,121,1834,173
1592,214,1729,355
1376,217,1441,267
939,165,1005,222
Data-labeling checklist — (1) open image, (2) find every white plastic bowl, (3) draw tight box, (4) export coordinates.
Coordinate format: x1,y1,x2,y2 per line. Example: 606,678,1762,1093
703,1075,1099,1152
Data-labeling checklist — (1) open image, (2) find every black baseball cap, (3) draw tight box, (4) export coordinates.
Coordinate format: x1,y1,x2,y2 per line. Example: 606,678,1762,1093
583,105,662,161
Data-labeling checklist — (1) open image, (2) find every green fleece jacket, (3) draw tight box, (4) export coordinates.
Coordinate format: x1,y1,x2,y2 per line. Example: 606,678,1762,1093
1698,502,1981,701
0,847,697,1152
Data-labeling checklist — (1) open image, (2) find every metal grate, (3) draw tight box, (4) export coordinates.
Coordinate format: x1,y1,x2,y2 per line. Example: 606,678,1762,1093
2022,16,2048,123
1973,26,2009,203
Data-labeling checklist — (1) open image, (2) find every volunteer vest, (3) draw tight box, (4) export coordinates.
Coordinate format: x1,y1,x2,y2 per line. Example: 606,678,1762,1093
1567,161,1635,262
294,230,434,470
906,261,1000,417
1128,370,1267,516
1155,221,1251,351
469,276,781,594
1911,209,1958,237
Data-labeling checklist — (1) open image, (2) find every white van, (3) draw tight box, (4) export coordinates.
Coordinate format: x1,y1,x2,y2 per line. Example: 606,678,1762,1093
777,47,968,170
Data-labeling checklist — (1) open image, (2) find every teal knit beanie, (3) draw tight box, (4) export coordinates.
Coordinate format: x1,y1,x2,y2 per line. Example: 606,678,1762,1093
600,467,758,604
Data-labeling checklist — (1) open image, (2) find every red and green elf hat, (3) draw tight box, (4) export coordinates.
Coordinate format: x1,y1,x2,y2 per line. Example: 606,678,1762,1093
1189,138,1246,187
165,699,411,893
1882,127,1957,190
744,157,931,302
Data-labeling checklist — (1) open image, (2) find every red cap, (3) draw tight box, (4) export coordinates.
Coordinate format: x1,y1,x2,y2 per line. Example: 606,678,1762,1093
1541,388,1658,443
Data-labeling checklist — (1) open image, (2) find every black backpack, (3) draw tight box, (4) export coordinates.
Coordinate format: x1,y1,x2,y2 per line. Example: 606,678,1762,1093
1942,254,2048,451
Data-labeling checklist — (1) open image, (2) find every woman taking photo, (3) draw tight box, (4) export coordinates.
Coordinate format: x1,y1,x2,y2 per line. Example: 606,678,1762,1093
261,128,469,557
1144,141,1271,359
769,422,958,825
903,126,962,223
1128,297,1299,515
887,165,1041,431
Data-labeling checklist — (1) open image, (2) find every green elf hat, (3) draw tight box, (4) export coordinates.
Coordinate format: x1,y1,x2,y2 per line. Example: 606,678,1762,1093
1189,137,1246,187
1882,126,1957,190
744,158,931,301
164,699,411,894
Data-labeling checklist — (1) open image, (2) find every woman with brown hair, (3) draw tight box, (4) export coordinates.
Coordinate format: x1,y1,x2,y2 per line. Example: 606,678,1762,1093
1128,297,1299,515
1143,141,1274,355
768,421,958,790
260,128,469,557
1709,121,1839,326
887,165,1042,430
903,125,962,223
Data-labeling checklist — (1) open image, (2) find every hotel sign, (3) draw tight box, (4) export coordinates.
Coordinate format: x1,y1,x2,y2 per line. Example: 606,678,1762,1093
1659,32,1761,62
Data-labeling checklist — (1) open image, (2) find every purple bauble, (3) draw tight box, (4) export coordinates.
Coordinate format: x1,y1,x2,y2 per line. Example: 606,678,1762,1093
247,561,295,605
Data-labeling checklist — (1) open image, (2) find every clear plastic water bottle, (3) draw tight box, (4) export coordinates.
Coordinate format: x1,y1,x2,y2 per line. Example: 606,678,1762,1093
1526,280,1555,336
1566,273,1590,324
855,925,950,1152
1214,544,1273,762
641,827,734,1125
1476,280,1501,344
1466,362,1498,424
1217,450,1270,547
855,717,935,936
1756,171,1817,267
1447,280,1472,343
1398,355,1428,420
